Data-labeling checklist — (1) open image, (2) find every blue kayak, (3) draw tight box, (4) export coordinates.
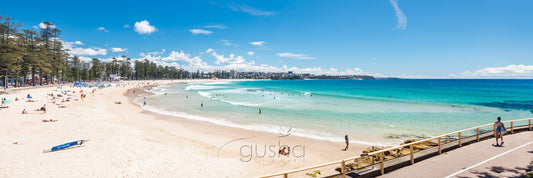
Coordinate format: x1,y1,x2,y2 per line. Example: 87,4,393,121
45,139,88,153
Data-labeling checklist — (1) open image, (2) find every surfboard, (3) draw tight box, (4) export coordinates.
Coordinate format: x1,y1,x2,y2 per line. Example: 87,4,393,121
43,139,88,153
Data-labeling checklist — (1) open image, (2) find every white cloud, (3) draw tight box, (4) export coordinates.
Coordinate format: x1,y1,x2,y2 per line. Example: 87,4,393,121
111,47,127,52
221,39,236,46
70,47,107,56
134,20,158,34
390,0,407,30
62,40,106,56
96,27,109,32
147,51,161,55
141,49,166,56
277,53,314,59
63,41,83,50
130,48,377,76
78,56,92,63
458,65,533,79
248,51,254,56
204,25,227,29
227,3,275,16
124,24,130,28
206,48,246,65
39,22,56,29
161,51,208,68
249,41,264,46
189,29,213,35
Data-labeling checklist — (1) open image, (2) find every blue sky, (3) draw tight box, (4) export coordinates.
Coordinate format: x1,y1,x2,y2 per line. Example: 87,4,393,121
2,0,533,78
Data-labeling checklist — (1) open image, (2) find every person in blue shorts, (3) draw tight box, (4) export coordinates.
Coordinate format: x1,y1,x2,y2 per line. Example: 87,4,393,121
494,116,507,146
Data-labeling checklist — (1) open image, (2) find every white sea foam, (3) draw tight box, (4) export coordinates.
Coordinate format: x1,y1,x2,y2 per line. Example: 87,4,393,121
134,97,392,146
218,99,262,107
185,85,227,91
197,91,212,98
147,88,178,96
303,92,312,96
202,81,232,85
196,91,262,107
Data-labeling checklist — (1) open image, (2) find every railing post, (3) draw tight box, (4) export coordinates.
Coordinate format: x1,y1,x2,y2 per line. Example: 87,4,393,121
380,152,385,175
409,145,414,165
283,173,288,178
438,137,441,155
494,124,496,137
458,132,462,147
529,119,532,131
341,160,346,178
511,121,514,133
476,128,480,142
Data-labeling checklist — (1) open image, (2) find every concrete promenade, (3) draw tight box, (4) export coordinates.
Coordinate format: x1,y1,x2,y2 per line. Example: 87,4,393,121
379,131,533,178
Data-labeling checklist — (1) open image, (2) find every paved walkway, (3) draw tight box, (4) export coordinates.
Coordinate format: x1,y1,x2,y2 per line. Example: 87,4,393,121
379,131,533,178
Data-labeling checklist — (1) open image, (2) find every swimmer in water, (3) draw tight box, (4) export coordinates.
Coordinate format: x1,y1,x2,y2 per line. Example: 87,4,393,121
201,102,203,107
259,108,262,115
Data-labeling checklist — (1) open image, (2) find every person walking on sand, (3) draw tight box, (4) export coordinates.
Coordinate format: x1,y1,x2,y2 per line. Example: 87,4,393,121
344,135,349,151
494,116,507,146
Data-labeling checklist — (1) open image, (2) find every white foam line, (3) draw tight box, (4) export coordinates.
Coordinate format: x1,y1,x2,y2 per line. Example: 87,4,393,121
134,98,393,146
445,140,533,178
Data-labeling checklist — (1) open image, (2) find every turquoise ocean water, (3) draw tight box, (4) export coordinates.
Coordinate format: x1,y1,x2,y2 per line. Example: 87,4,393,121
138,80,533,145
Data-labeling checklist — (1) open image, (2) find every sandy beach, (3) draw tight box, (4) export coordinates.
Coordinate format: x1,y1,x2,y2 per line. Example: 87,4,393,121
0,80,366,177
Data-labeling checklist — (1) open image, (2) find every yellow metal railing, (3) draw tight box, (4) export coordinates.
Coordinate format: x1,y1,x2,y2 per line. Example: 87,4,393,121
260,118,533,178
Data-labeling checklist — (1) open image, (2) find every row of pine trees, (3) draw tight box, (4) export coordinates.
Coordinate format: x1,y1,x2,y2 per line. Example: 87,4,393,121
0,15,192,89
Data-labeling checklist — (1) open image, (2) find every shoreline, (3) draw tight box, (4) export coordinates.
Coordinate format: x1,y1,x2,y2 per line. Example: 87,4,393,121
135,83,386,146
127,80,369,173
0,79,366,177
